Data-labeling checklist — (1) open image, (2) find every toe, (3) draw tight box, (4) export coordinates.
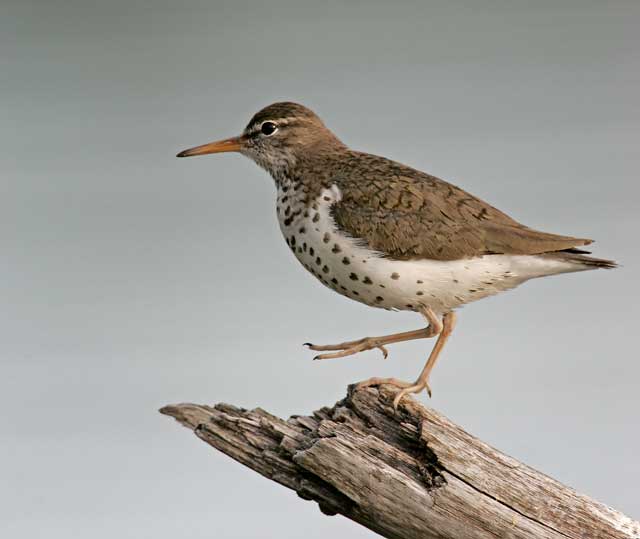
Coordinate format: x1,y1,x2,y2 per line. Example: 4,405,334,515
313,352,336,360
355,377,379,390
392,387,415,410
392,392,404,411
391,382,431,410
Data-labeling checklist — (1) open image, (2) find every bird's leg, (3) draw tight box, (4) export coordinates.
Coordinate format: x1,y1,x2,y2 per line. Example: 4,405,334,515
357,310,457,410
392,311,456,408
307,307,442,360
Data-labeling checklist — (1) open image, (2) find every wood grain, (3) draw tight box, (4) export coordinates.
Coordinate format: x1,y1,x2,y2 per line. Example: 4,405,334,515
160,385,639,539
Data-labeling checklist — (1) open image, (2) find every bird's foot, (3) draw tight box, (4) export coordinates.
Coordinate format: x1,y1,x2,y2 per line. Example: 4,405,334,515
356,377,432,411
305,337,388,360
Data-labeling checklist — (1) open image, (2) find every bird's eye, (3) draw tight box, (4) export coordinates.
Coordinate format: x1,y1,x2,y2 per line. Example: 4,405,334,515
260,121,278,136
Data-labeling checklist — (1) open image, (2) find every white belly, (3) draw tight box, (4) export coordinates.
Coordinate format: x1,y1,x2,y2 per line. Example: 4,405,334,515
277,183,576,314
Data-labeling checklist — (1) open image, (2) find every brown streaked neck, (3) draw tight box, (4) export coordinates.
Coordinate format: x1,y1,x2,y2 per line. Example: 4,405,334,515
263,135,349,190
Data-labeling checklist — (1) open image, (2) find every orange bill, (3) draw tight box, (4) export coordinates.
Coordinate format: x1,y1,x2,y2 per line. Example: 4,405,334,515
176,136,243,157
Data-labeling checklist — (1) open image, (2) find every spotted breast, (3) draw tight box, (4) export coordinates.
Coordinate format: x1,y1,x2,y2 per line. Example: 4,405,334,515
276,181,578,315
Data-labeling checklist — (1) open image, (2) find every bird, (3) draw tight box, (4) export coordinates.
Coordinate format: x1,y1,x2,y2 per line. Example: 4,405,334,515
177,101,616,409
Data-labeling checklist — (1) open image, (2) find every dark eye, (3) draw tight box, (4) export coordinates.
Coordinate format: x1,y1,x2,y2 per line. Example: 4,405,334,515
260,121,278,136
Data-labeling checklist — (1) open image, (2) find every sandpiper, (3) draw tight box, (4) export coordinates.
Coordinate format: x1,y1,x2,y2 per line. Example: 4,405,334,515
177,102,616,408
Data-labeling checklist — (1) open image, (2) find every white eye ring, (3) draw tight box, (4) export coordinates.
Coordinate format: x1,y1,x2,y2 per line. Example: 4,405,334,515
260,121,278,136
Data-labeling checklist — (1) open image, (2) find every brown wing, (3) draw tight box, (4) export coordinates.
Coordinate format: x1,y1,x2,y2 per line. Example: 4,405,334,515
331,156,592,261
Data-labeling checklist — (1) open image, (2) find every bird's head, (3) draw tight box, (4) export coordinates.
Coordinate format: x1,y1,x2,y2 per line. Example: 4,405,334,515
177,102,344,179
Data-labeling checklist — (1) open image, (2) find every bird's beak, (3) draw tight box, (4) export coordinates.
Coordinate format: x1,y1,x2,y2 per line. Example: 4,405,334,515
176,136,243,158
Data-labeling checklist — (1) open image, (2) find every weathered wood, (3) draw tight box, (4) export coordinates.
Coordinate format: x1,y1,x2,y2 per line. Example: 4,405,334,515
160,385,639,539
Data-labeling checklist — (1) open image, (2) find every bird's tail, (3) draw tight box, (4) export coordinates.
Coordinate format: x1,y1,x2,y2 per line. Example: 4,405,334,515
542,250,618,270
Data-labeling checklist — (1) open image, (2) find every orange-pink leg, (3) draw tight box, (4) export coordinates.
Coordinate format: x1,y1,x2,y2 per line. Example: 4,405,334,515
357,311,457,409
306,307,442,360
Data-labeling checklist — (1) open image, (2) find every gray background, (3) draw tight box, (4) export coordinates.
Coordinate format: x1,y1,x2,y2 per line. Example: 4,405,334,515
2,1,638,537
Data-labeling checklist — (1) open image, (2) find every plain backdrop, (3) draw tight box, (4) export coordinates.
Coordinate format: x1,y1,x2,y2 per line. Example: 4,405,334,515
1,1,638,537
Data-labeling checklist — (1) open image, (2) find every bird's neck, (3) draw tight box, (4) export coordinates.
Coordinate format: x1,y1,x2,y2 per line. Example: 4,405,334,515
269,139,350,191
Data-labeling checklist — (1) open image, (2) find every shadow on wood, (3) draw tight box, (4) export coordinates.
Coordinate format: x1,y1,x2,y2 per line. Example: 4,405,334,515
160,385,639,539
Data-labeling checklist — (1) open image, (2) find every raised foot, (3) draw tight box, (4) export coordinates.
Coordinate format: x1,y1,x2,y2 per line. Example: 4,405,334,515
304,337,389,360
356,377,432,410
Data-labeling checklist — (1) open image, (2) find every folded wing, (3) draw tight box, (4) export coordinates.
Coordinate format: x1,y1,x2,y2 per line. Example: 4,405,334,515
331,163,592,261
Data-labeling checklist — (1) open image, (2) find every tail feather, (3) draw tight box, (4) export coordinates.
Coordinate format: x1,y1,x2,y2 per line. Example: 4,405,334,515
543,250,617,269
561,247,593,255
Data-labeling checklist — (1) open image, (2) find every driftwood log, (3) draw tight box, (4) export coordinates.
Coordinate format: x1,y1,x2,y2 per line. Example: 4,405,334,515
160,385,639,539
